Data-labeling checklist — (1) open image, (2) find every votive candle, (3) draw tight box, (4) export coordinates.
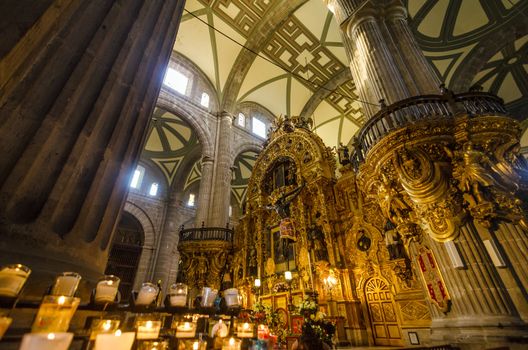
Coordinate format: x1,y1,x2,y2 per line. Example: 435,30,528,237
135,282,158,306
136,320,161,340
19,332,73,350
94,330,135,350
32,296,80,333
51,272,81,297
0,264,31,297
95,275,120,303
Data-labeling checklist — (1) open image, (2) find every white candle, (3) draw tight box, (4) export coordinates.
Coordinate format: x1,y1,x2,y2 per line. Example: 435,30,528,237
95,276,120,303
200,287,218,307
135,283,158,306
175,321,196,338
51,272,81,297
89,319,121,340
19,332,73,350
0,316,12,340
224,288,240,307
136,320,161,340
94,331,135,350
222,337,241,350
0,264,31,297
169,294,187,307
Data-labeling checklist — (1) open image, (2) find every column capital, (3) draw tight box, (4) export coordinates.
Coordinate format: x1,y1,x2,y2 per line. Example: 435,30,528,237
219,111,235,121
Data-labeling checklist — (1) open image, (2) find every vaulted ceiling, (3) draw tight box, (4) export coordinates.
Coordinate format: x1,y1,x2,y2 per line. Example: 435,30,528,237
172,0,527,151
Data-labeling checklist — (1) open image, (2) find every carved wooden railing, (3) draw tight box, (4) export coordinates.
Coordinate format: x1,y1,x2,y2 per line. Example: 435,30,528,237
350,91,509,170
179,226,234,242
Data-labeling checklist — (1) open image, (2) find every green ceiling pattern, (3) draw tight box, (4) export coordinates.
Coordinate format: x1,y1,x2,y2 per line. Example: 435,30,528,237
231,151,258,205
144,108,200,186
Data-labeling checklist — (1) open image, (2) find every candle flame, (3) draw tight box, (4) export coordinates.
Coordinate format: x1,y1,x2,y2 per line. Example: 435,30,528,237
243,322,249,330
58,296,66,305
103,320,112,331
184,322,190,329
47,333,55,340
107,280,113,285
193,341,199,350
229,337,235,346
146,320,153,329
115,329,122,336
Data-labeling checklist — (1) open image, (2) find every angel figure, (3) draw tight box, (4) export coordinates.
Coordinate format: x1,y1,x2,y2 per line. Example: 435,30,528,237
377,174,410,224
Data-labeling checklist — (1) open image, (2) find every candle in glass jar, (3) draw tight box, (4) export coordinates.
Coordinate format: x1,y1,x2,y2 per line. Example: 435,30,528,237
89,319,121,340
221,337,241,350
200,287,218,307
32,296,80,333
94,330,135,350
19,332,73,350
169,283,187,307
0,316,12,340
0,264,31,297
223,288,240,308
175,320,196,338
136,320,161,340
135,282,158,306
95,276,120,303
51,272,81,297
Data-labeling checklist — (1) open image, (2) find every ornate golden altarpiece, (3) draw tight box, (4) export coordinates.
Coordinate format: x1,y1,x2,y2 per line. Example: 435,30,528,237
230,115,430,346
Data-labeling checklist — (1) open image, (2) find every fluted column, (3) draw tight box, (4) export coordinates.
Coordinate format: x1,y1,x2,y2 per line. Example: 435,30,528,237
424,222,524,342
0,0,185,297
326,0,440,118
209,112,234,226
195,156,214,226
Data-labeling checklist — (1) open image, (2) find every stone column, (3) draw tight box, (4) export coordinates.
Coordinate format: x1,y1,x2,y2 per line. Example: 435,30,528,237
424,222,524,344
0,0,185,297
195,156,214,226
153,192,185,294
326,0,441,118
209,112,234,226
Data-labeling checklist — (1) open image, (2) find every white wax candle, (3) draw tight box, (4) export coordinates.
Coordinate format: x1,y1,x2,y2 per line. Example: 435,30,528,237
0,266,30,297
135,285,157,306
95,281,118,303
201,288,218,307
19,332,73,350
169,294,187,306
52,275,80,297
136,320,161,340
224,288,239,307
94,331,135,350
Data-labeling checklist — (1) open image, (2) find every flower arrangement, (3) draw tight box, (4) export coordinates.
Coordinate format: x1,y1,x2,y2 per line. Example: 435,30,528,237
249,301,287,345
298,296,335,350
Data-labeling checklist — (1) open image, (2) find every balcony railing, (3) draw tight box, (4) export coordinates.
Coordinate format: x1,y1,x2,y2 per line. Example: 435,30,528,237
350,91,509,170
179,226,234,242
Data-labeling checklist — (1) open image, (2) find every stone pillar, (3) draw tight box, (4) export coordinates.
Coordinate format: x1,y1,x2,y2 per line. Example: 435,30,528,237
424,222,524,344
326,0,441,117
153,192,185,294
0,0,185,297
209,112,234,226
195,156,214,226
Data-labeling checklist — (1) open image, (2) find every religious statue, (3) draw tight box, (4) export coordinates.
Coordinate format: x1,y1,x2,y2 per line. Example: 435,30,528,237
266,179,305,219
337,142,350,165
384,221,404,260
308,224,328,261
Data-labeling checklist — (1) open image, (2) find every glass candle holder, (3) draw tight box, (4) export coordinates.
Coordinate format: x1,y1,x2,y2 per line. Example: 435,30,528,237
169,283,188,307
222,337,242,350
236,322,254,338
135,319,162,340
174,320,197,338
89,318,121,340
32,295,80,333
94,275,120,304
51,272,81,297
20,332,73,350
0,264,31,297
224,288,240,308
200,287,218,307
135,282,158,306
94,330,135,350
0,316,12,340
137,339,170,350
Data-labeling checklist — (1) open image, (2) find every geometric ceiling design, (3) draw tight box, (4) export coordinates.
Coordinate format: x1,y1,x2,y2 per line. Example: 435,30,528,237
143,108,200,185
471,35,528,116
184,160,202,191
171,0,528,152
231,151,258,206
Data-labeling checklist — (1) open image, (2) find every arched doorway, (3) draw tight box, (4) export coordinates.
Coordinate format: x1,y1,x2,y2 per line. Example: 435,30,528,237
105,212,144,300
364,277,402,346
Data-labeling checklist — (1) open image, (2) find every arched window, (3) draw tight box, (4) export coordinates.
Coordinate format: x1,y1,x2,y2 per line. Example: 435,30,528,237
163,67,189,95
237,113,245,127
200,92,210,108
252,117,266,138
130,165,145,189
149,182,158,196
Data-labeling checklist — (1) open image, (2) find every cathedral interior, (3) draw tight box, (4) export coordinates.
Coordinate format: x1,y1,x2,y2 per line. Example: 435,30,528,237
1,0,528,349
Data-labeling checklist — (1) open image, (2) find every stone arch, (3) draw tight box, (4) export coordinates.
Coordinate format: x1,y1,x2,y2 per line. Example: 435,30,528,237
157,92,214,159
230,141,262,165
123,201,157,290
